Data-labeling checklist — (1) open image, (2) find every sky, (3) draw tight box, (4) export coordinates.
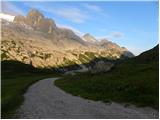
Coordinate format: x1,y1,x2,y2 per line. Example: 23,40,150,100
1,1,158,55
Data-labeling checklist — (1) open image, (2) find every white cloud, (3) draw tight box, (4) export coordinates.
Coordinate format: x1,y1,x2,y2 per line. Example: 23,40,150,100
83,3,102,12
0,13,15,22
24,3,88,23
111,32,124,38
57,23,83,36
83,3,109,18
1,1,24,16
97,31,124,40
54,7,88,23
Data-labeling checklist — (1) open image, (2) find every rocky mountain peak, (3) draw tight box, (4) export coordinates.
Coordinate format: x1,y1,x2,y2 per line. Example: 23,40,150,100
83,33,97,42
100,39,110,44
14,9,57,33
26,9,44,25
27,9,44,18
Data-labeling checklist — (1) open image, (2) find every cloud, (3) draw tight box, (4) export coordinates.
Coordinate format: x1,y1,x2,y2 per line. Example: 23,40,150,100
97,31,124,40
0,13,15,22
1,1,24,15
111,32,124,38
24,3,88,23
53,7,88,23
57,23,83,36
83,3,102,12
83,3,109,18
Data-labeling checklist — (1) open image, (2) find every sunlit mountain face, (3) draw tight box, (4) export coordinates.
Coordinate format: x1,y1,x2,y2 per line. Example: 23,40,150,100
1,9,134,68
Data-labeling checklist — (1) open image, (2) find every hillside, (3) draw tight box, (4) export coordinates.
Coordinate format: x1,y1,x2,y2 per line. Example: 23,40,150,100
55,45,159,109
134,45,159,62
1,9,134,69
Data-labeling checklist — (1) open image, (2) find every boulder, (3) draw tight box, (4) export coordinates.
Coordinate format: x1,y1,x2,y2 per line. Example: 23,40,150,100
89,61,114,73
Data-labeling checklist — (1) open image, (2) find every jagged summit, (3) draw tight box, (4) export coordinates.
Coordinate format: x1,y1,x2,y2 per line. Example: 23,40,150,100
14,9,57,33
99,39,110,44
27,9,44,19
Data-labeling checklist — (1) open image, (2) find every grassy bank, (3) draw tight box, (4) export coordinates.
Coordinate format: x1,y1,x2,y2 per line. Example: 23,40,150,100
1,60,61,118
55,45,159,110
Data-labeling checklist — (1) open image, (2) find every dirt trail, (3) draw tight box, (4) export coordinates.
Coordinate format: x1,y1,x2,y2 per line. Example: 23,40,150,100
64,64,88,75
16,78,158,119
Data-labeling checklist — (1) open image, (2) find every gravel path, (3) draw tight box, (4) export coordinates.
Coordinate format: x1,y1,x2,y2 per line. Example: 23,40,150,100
16,78,159,119
65,64,88,75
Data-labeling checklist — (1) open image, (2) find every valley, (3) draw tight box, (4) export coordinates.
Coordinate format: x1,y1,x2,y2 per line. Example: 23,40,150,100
1,45,159,118
1,7,158,119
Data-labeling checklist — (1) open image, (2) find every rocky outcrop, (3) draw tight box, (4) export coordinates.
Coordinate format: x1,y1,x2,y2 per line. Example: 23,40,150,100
89,61,114,73
25,9,44,25
14,15,26,24
83,33,97,42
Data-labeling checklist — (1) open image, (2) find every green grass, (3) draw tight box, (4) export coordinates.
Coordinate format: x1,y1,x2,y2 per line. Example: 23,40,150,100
55,45,159,110
63,57,77,66
78,52,98,64
84,52,96,60
78,53,90,63
1,50,8,59
1,60,61,118
55,62,158,109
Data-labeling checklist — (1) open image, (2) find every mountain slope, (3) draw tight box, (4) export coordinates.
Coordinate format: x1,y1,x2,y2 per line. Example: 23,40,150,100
1,9,134,68
135,45,158,62
55,45,159,109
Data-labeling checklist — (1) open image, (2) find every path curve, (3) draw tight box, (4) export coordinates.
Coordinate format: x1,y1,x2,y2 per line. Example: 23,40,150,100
65,64,88,75
16,78,158,119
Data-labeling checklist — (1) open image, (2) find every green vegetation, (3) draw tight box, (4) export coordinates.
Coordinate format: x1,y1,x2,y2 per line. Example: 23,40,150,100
2,60,61,118
78,53,90,63
1,50,8,59
84,52,96,60
78,52,97,64
55,45,159,110
63,57,76,66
